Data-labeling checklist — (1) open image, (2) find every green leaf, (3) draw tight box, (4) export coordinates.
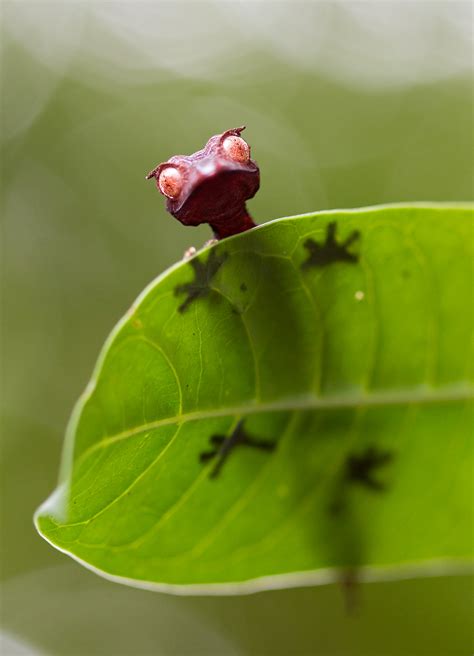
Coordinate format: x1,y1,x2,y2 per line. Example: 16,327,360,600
35,204,473,594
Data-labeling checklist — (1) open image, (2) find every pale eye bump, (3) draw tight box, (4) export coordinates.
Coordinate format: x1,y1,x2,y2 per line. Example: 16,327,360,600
158,167,183,199
222,136,250,163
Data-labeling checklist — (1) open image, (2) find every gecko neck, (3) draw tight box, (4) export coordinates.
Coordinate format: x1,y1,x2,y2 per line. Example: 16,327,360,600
210,207,256,240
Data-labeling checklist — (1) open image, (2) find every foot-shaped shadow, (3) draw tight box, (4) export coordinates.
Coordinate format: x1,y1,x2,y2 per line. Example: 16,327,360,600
200,420,276,478
302,222,360,269
175,250,228,313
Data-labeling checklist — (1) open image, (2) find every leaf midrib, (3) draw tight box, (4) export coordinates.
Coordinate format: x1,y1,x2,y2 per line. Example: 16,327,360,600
75,384,472,466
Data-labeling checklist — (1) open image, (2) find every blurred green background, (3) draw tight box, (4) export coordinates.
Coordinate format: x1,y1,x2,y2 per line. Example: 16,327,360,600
1,2,473,654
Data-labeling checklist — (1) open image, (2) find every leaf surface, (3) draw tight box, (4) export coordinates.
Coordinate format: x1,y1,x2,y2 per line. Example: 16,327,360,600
35,204,474,593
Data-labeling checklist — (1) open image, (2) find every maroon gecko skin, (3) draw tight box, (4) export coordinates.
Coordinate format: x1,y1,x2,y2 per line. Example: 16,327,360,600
146,126,259,240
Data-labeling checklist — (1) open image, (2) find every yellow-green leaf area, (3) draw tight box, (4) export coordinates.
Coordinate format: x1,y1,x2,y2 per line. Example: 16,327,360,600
35,204,474,593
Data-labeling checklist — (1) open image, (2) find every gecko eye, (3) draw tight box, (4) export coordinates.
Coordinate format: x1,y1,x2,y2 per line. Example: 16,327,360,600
158,167,183,199
222,135,250,163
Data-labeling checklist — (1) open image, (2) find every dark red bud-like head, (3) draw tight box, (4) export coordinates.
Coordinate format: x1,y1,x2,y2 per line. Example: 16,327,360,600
146,127,259,239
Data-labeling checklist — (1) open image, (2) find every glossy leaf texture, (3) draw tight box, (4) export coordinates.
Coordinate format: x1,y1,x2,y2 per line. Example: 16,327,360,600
35,204,473,594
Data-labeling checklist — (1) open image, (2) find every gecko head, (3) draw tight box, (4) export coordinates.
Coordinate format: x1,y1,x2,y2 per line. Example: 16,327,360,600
146,127,260,232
